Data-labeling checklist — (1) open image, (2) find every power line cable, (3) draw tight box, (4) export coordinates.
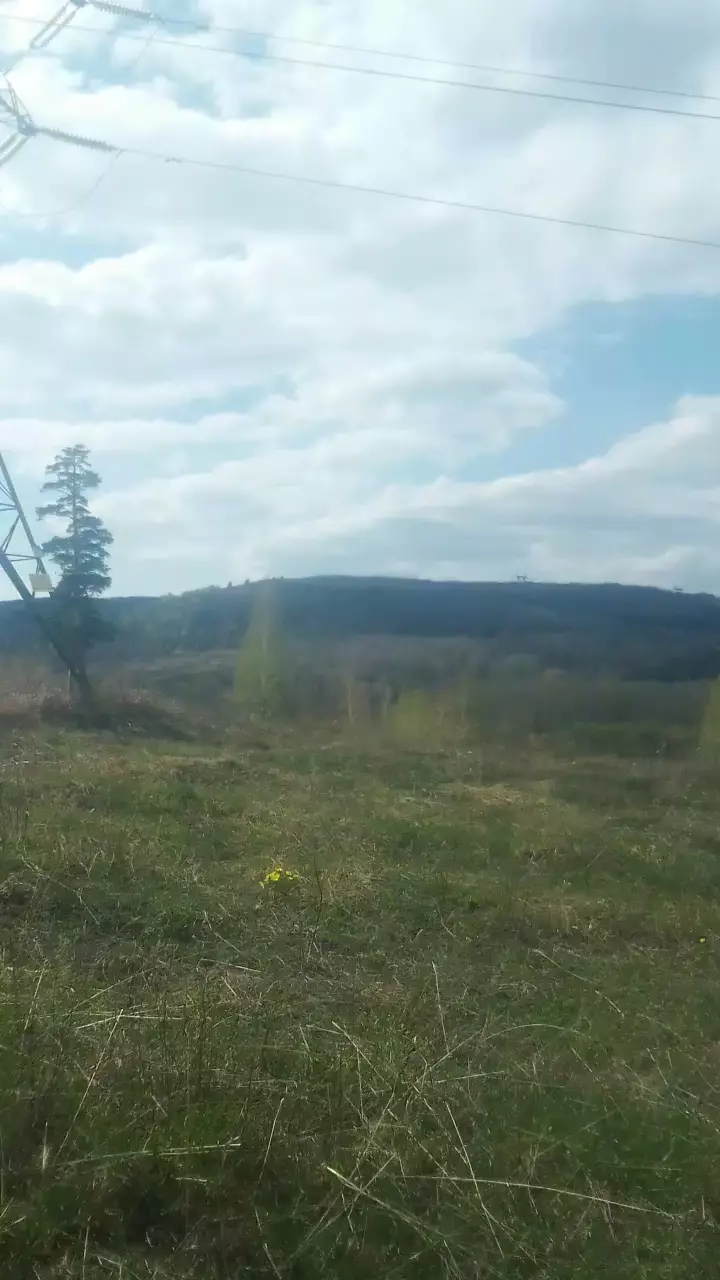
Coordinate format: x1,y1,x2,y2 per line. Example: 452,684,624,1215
4,8,720,124
54,22,157,212
21,124,720,250
2,3,718,243
162,10,720,107
7,2,720,107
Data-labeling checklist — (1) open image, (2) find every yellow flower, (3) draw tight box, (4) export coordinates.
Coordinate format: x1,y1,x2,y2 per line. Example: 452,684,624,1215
699,936,707,944
261,867,299,888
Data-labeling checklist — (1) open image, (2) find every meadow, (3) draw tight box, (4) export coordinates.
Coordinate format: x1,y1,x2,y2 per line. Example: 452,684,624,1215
0,682,718,1277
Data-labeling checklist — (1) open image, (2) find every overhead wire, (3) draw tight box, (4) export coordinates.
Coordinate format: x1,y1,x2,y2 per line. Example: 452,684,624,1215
0,3,718,247
154,9,720,106
5,3,720,107
2,8,720,123
46,23,157,216
16,126,720,250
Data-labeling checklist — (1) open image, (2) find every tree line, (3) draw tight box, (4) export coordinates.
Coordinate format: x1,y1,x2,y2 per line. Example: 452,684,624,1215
4,443,720,690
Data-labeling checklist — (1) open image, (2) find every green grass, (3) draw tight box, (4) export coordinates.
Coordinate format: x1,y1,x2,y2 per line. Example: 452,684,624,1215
0,727,718,1277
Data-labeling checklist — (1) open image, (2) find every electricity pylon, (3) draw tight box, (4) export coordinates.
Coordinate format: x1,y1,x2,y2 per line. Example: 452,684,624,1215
0,0,156,167
0,452,51,592
0,452,95,705
0,75,33,169
0,8,121,710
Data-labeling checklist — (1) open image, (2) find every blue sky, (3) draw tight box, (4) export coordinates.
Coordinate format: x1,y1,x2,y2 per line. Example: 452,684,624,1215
514,295,720,474
2,0,720,597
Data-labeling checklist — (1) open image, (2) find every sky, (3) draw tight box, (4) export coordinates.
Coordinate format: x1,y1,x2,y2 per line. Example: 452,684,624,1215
2,0,720,597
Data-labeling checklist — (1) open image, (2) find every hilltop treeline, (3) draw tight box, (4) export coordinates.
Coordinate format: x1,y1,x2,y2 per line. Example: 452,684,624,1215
0,577,719,682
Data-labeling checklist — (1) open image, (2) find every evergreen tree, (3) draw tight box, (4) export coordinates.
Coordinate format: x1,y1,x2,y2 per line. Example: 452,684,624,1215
36,444,114,673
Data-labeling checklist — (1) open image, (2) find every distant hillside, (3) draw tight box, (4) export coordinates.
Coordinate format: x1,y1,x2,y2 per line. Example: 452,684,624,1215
1,577,720,681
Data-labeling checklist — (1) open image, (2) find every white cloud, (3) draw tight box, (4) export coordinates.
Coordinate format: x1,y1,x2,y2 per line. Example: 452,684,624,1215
0,0,720,595
74,394,720,593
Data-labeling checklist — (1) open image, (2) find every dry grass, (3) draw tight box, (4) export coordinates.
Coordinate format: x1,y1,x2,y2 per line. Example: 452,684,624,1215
0,722,717,1276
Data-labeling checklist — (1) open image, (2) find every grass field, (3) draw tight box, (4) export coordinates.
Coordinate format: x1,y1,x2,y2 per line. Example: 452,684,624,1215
0,720,718,1277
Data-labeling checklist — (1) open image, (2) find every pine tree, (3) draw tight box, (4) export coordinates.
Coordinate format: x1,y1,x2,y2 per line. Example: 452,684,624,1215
36,444,114,673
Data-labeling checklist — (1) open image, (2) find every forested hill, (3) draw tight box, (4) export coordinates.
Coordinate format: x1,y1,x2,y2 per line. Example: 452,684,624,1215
1,577,720,681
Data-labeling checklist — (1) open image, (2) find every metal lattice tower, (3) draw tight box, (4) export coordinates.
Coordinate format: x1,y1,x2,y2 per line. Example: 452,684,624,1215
0,452,52,594
0,75,33,170
0,0,159,168
0,6,121,708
